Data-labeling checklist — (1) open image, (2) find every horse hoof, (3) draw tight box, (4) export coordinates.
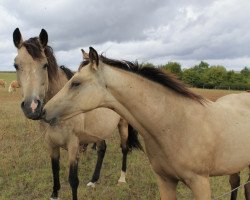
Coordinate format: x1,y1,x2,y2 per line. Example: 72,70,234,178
87,182,96,188
117,180,126,185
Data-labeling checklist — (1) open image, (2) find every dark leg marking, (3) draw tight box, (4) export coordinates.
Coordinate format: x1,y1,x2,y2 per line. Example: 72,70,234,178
245,185,250,200
229,173,240,200
117,146,129,183
91,143,97,150
69,162,79,200
51,157,60,199
90,140,106,183
122,147,128,173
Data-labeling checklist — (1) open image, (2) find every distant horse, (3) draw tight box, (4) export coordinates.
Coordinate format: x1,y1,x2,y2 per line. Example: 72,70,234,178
0,79,7,88
13,29,143,200
8,80,20,92
43,47,250,200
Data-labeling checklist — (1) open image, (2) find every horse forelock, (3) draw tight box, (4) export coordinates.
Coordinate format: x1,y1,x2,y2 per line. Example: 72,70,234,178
78,60,90,72
22,37,59,82
22,37,42,59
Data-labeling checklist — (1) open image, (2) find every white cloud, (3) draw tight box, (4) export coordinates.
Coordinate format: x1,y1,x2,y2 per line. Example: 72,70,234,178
1,0,250,71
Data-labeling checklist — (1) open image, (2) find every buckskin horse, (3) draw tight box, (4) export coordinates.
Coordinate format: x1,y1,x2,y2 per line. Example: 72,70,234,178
43,47,250,199
13,29,142,200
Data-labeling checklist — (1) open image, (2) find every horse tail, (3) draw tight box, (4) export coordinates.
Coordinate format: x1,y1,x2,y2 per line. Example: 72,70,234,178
127,124,144,152
8,84,12,93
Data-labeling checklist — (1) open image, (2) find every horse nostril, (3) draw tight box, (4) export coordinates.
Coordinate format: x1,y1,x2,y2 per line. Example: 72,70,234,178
37,99,41,107
21,101,25,109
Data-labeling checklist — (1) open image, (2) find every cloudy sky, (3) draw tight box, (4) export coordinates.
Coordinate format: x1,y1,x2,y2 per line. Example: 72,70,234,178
1,0,250,71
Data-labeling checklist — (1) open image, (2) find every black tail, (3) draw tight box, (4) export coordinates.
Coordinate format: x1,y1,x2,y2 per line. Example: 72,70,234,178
127,124,144,152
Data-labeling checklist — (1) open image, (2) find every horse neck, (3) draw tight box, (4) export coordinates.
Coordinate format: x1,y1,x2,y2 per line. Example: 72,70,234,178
102,65,204,141
45,68,68,103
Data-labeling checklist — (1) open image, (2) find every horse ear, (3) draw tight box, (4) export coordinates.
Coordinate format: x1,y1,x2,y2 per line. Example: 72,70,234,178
13,28,23,48
81,49,89,60
89,47,99,70
39,29,48,48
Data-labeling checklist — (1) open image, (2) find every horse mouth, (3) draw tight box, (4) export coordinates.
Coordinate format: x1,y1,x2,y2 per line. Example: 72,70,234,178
42,117,58,126
23,111,43,120
49,118,58,126
41,110,83,125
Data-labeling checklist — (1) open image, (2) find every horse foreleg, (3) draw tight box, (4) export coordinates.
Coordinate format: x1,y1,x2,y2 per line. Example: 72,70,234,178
229,173,240,200
245,166,250,200
187,175,211,200
68,137,79,200
49,147,60,200
156,175,178,200
87,140,106,187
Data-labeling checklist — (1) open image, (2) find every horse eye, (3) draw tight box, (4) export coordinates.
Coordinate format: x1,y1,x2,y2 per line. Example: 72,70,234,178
71,82,81,88
43,64,48,69
14,64,19,70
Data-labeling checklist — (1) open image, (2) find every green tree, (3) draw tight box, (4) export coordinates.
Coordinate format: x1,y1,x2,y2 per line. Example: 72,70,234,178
161,62,182,78
225,70,245,84
241,67,250,78
194,61,209,73
182,68,201,87
203,66,227,88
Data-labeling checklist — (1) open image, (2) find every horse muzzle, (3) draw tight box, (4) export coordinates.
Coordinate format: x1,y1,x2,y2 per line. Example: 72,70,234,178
40,109,58,126
21,98,43,120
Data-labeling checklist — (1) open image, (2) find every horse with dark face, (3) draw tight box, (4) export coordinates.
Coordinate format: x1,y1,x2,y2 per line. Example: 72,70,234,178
13,28,143,200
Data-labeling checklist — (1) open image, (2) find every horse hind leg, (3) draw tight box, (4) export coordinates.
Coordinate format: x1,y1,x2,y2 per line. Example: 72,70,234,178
229,173,240,200
91,143,97,150
87,140,106,187
117,119,143,185
117,119,129,185
117,143,129,185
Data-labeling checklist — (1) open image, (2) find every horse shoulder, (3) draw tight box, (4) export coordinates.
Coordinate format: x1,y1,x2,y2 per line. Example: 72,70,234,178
84,108,120,139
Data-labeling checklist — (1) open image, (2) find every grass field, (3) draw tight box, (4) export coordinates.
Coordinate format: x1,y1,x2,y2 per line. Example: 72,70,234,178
0,72,249,200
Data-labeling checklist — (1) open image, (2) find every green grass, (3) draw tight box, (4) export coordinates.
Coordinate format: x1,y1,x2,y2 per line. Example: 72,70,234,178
0,72,16,84
0,72,249,199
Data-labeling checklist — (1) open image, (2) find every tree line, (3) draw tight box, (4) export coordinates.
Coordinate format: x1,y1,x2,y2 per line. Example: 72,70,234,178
141,61,250,90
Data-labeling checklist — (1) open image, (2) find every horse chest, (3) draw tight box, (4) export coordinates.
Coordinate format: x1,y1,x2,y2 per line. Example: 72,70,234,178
44,125,72,148
144,140,177,178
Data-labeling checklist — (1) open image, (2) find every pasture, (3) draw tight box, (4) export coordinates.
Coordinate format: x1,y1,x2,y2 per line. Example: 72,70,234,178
0,72,248,199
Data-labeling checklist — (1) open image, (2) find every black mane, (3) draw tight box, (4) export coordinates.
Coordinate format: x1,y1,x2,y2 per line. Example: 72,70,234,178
100,55,204,104
60,65,74,80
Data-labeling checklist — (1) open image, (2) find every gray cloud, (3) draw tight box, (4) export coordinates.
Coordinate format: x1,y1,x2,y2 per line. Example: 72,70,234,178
0,0,250,71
